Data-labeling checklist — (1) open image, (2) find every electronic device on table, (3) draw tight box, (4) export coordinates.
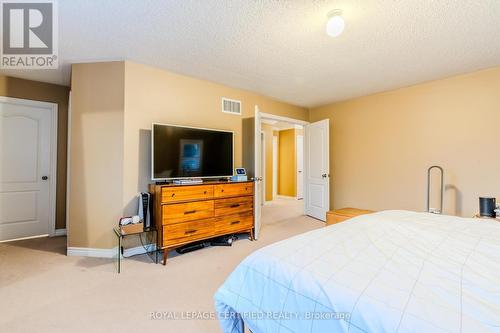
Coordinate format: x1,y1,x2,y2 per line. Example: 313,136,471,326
119,193,153,233
151,123,234,181
172,179,204,185
231,167,247,182
138,192,152,228
479,197,496,217
119,215,143,234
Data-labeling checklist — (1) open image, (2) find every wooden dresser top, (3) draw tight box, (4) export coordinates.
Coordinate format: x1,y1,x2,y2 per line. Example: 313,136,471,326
329,207,375,217
152,180,254,188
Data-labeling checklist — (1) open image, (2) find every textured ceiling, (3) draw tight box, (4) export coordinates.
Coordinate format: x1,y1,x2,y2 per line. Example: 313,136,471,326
1,0,500,107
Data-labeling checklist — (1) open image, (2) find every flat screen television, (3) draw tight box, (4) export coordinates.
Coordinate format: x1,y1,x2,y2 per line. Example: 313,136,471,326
151,123,234,180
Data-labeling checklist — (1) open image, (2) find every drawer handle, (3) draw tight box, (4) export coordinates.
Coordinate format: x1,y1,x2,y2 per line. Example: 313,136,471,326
184,210,197,215
204,191,207,194
171,193,175,197
184,229,197,235
221,189,224,192
230,220,240,225
230,204,240,208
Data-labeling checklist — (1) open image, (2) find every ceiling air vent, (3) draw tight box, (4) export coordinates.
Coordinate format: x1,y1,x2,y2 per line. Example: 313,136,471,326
222,98,242,115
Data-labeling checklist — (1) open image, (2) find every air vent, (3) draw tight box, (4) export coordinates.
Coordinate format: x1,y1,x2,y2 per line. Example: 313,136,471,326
222,98,242,115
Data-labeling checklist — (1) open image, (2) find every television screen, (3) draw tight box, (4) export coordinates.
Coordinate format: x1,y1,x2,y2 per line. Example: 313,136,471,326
152,123,233,180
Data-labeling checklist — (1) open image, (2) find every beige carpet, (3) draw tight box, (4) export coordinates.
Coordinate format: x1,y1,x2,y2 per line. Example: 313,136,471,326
0,198,323,333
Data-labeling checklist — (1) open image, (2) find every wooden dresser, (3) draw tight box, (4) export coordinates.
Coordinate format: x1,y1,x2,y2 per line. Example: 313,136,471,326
326,208,374,225
149,181,254,264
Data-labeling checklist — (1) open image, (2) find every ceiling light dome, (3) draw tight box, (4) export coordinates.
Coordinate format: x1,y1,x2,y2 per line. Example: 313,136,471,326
326,10,345,37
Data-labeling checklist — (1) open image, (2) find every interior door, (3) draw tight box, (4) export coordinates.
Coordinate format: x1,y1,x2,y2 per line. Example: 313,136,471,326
253,107,262,239
296,135,304,199
0,98,55,241
305,119,329,221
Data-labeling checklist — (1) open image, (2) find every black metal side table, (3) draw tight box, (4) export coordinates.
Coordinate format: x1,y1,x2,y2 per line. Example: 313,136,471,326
113,226,158,273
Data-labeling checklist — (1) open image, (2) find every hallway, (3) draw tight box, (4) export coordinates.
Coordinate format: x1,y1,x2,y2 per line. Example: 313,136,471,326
261,197,306,227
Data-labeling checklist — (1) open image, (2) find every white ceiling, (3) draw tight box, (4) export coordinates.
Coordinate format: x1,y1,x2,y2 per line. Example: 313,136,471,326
1,0,500,107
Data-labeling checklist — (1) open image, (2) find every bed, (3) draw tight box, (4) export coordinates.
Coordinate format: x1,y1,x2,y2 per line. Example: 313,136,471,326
214,210,500,333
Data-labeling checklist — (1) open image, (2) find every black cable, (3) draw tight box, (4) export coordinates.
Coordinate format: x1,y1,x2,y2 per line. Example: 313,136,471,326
122,231,155,259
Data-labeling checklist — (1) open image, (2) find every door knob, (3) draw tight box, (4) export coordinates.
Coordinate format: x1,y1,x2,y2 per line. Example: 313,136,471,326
42,176,48,180
321,174,327,178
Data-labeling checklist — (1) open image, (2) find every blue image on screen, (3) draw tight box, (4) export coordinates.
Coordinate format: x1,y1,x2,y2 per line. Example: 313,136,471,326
183,143,200,158
179,140,203,175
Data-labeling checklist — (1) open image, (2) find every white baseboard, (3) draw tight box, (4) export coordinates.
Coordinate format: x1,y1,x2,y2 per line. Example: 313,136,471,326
67,247,114,258
67,244,157,258
54,228,67,236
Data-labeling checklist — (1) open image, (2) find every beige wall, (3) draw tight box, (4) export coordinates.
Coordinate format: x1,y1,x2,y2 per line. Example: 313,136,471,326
123,61,308,215
0,76,69,229
278,129,296,197
69,60,308,248
68,62,125,248
68,61,500,249
310,67,500,217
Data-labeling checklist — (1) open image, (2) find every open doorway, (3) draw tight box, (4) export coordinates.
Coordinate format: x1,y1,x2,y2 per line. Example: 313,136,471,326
260,117,306,224
245,108,330,240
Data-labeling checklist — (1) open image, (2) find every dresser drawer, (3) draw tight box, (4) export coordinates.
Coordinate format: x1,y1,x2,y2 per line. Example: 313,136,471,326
161,185,214,203
214,212,253,235
214,183,253,198
162,200,214,224
214,196,253,216
163,218,214,246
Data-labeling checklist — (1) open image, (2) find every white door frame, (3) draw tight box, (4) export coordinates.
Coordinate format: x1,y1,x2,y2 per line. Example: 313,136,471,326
0,96,58,237
272,135,278,199
254,106,262,240
260,130,266,205
259,112,309,214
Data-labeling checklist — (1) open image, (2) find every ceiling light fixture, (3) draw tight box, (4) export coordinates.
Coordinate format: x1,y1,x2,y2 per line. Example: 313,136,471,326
326,9,345,37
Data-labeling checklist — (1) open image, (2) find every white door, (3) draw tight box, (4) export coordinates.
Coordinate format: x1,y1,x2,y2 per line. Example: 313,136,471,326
272,136,278,199
296,135,304,200
0,97,57,241
305,119,329,221
253,106,262,239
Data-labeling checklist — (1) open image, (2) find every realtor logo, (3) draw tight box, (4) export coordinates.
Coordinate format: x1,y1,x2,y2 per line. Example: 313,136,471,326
1,0,58,69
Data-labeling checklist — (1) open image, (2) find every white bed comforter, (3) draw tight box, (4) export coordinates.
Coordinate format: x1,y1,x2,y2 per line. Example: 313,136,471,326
214,210,500,333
